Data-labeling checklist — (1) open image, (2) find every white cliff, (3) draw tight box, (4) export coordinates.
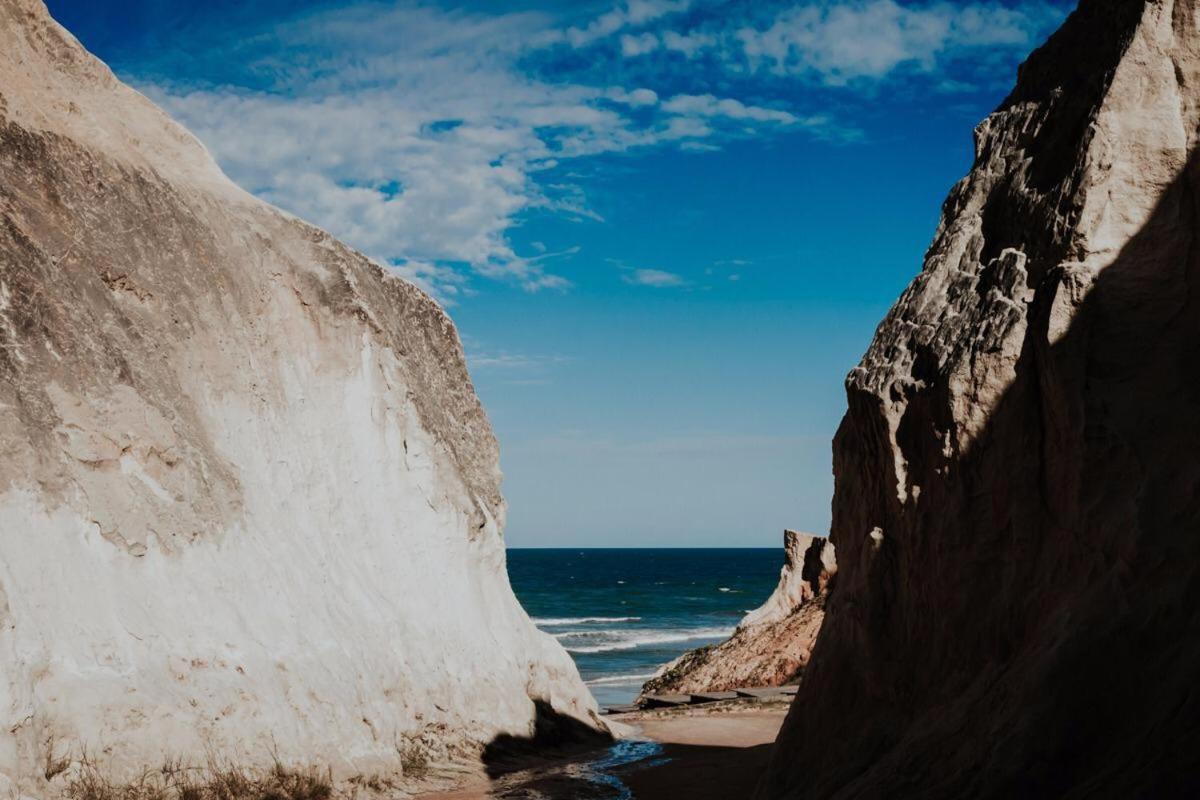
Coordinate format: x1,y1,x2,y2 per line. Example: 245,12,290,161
0,0,598,793
739,530,836,631
641,531,835,695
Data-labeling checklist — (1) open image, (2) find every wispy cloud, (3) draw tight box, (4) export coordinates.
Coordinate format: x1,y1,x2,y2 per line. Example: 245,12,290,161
661,30,716,56
661,93,799,124
734,0,1063,85
623,268,688,288
621,32,662,57
135,0,1063,300
144,1,851,298
389,259,470,303
466,348,571,387
469,351,571,370
608,1,1067,89
563,0,693,48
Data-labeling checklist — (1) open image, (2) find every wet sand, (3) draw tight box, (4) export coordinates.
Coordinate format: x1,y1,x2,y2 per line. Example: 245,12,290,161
415,699,788,799
617,702,784,799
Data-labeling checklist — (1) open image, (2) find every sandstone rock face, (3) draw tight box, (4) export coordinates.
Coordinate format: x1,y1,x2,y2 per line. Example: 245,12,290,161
641,531,835,695
0,0,598,792
763,1,1200,797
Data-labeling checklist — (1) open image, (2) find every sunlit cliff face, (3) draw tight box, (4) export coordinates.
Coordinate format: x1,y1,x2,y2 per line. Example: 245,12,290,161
0,0,600,790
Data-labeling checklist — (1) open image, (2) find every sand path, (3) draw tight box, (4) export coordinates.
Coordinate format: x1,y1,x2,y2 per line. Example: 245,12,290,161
415,700,788,799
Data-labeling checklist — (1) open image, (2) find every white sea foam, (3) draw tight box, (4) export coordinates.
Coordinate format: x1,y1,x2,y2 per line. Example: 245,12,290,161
554,630,613,639
585,673,658,686
531,616,641,626
564,627,734,654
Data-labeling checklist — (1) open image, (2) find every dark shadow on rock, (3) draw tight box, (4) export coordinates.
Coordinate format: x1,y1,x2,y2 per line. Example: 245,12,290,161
481,699,613,780
759,4,1200,798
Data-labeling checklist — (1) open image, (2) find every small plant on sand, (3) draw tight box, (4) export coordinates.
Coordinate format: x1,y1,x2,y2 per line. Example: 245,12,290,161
396,741,429,780
346,773,396,796
262,758,333,800
43,735,72,782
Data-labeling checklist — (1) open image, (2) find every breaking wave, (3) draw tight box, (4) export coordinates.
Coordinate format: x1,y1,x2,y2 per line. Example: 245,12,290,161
585,672,659,686
532,616,641,626
562,626,734,654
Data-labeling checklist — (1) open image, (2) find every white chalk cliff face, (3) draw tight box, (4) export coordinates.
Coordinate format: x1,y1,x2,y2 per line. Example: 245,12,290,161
0,0,598,790
739,530,835,631
641,531,835,696
764,0,1200,797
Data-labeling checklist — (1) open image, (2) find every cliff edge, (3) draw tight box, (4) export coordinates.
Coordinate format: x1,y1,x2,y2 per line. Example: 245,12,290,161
763,0,1200,797
641,531,835,695
0,0,598,793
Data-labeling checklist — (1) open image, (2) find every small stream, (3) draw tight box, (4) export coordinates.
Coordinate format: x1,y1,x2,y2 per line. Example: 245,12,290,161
488,738,665,799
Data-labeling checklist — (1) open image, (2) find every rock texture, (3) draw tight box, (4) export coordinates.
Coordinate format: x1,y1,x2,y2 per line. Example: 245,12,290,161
0,0,598,793
641,531,835,695
762,1,1200,797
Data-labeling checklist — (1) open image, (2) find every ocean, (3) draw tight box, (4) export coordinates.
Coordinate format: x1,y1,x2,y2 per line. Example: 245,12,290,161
506,548,784,707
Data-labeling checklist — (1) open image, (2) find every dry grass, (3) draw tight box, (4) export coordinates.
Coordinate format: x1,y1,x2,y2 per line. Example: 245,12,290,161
43,736,72,782
395,743,428,781
344,773,396,795
50,725,466,798
62,756,334,800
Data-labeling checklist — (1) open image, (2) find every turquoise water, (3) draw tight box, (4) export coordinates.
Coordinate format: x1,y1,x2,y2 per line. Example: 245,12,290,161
506,549,783,707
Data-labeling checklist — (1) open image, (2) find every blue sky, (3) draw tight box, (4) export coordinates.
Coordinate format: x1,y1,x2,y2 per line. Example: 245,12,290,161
46,0,1074,547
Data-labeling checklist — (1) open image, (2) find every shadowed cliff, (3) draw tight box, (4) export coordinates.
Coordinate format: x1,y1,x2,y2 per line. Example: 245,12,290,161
761,0,1200,796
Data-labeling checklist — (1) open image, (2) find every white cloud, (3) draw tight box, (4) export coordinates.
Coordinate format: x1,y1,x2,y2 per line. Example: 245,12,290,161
661,30,716,57
152,85,564,291
466,348,571,387
565,0,692,48
679,141,721,153
389,259,468,303
661,93,798,124
469,351,570,370
620,29,716,58
623,268,688,287
145,2,848,296
609,1,1063,91
735,0,1060,85
621,32,660,57
606,86,660,106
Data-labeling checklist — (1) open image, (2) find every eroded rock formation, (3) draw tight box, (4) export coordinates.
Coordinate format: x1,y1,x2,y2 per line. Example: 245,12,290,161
641,531,835,695
0,0,598,793
763,1,1200,797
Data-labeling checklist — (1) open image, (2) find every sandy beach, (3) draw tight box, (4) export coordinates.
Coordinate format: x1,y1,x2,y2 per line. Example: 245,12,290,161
415,698,788,799
618,701,785,799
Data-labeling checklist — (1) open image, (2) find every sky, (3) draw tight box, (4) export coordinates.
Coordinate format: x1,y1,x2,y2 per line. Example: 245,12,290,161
45,0,1076,547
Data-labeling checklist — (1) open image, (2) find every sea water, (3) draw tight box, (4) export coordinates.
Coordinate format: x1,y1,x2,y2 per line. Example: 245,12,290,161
506,548,782,707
